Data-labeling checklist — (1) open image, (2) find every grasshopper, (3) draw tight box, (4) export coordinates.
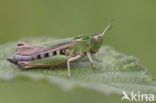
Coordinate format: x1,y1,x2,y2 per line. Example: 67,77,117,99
6,20,113,79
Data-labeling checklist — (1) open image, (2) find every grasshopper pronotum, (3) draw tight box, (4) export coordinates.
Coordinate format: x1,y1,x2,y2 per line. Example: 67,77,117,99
6,20,113,79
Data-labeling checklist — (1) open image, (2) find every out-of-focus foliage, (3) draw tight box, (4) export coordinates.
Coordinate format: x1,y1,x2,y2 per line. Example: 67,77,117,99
0,37,155,98
0,0,156,103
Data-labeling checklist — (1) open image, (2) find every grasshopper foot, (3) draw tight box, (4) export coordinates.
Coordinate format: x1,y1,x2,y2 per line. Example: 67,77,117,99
95,59,103,62
91,63,98,70
68,76,70,80
93,54,103,62
92,66,98,70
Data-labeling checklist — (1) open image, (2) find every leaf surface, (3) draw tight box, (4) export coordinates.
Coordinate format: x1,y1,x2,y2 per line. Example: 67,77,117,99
0,37,155,98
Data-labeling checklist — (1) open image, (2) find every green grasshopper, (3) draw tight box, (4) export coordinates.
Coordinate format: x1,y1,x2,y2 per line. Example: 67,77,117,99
6,20,113,79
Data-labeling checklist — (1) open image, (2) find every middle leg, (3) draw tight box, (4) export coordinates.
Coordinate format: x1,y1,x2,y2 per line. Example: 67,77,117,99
67,55,82,79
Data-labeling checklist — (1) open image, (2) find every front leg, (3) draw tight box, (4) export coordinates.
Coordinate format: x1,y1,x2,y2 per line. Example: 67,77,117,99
86,52,97,69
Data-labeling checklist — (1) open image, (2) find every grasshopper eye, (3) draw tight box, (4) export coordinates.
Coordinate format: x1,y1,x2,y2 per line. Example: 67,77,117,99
98,35,102,39
93,36,99,42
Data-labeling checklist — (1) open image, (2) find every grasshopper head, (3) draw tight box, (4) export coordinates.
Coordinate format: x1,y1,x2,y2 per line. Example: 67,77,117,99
90,19,113,54
90,34,103,54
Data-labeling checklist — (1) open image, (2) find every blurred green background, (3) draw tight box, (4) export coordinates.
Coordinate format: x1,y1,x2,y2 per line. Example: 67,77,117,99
0,0,156,103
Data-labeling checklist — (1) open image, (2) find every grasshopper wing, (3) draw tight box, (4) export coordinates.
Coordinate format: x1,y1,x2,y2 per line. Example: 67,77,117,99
16,38,75,56
16,45,46,56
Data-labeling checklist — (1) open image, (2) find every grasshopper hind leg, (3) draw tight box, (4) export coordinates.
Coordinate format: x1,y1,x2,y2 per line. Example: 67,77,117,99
17,55,68,69
17,55,82,79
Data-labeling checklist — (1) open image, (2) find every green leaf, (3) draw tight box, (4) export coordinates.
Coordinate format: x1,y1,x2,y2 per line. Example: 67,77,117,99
0,37,155,98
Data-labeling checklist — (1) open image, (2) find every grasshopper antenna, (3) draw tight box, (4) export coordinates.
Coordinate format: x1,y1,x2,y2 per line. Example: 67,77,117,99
101,19,114,37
